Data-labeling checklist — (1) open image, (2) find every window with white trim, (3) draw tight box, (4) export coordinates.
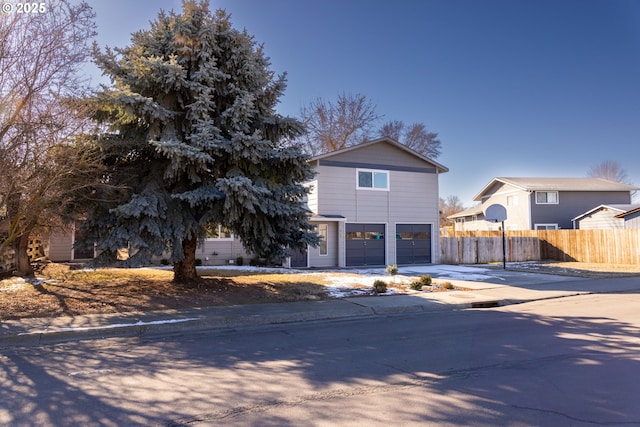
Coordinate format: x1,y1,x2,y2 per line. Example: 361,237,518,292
318,223,328,256
357,169,389,190
205,224,233,240
535,191,558,204
534,224,558,230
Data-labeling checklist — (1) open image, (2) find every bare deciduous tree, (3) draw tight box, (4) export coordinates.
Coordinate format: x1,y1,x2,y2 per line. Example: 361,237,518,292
298,93,443,159
0,1,98,276
379,120,442,159
587,160,629,184
439,195,465,228
299,93,381,155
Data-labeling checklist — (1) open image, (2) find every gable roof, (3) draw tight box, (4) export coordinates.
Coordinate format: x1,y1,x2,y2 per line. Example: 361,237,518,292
447,205,483,219
615,206,640,219
572,204,640,222
310,137,449,173
474,177,638,201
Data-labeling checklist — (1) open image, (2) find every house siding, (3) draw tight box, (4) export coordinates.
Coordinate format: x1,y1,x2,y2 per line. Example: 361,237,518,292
315,141,441,264
307,221,339,267
530,191,631,229
623,211,640,229
48,231,74,262
195,239,253,265
575,208,625,229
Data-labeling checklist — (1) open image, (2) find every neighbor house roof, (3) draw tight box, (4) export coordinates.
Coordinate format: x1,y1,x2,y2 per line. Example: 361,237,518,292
447,205,484,219
572,204,640,222
474,177,638,201
310,137,449,174
615,206,640,219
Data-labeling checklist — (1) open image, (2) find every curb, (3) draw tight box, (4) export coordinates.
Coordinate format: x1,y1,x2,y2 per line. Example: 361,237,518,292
0,292,592,348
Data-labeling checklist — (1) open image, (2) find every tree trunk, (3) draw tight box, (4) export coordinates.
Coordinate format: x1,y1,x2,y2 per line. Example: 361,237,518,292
14,233,34,278
173,234,198,284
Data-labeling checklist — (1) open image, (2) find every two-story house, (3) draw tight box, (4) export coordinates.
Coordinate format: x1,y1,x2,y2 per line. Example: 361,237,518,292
449,177,637,231
48,137,449,268
295,137,449,268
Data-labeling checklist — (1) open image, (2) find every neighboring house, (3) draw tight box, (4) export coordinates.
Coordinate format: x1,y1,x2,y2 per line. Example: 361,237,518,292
615,206,640,229
449,177,638,231
48,137,449,267
572,204,640,229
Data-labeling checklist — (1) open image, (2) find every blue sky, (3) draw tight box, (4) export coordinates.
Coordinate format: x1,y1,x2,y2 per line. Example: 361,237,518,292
88,0,640,206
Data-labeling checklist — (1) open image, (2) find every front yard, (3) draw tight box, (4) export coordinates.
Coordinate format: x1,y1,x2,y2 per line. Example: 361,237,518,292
0,263,454,320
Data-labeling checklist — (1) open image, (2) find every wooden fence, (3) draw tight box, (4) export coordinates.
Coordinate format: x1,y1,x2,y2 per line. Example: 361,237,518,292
440,229,640,265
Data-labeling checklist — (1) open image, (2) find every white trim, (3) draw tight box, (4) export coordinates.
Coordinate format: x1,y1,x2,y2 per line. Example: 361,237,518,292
535,191,559,205
534,223,559,230
204,224,234,241
356,168,389,191
318,223,328,256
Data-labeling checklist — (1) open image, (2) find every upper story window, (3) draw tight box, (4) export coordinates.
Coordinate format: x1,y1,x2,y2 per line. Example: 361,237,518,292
507,195,519,206
205,224,233,240
535,191,558,204
357,169,389,191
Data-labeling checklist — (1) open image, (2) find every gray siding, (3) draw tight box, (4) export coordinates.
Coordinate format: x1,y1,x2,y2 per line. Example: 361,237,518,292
530,191,631,229
48,231,74,262
623,211,640,229
322,141,436,169
314,142,441,264
307,221,339,267
195,239,253,266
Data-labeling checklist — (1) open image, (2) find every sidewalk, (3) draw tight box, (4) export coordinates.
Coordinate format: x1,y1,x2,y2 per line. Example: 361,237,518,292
2,272,639,348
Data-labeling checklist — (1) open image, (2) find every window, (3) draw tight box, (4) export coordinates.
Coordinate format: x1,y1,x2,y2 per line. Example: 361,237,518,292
318,224,328,256
535,191,558,204
205,224,233,240
357,169,389,190
507,195,519,206
534,224,558,230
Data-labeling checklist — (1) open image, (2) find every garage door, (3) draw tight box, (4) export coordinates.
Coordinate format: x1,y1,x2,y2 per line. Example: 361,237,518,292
396,224,431,264
346,223,385,266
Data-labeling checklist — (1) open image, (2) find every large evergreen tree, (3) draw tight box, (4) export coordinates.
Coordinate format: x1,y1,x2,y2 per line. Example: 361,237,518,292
84,1,317,283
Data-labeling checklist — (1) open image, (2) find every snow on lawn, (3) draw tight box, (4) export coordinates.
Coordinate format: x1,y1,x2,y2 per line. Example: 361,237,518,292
140,264,504,298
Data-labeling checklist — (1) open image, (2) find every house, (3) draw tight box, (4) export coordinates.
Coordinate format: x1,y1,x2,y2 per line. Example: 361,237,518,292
296,137,448,267
449,177,638,231
573,204,640,229
615,206,640,229
47,137,449,267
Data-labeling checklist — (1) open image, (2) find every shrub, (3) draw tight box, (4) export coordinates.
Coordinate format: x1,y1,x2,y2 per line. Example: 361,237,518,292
235,256,244,266
160,258,170,266
372,279,387,294
386,264,398,276
440,281,454,290
409,281,423,291
195,258,202,266
419,275,432,286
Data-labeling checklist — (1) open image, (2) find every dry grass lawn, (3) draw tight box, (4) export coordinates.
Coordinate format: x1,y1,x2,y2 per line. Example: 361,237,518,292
1,261,638,321
0,264,346,320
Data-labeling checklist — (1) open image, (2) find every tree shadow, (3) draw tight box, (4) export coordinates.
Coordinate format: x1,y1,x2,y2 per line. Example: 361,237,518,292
2,301,640,426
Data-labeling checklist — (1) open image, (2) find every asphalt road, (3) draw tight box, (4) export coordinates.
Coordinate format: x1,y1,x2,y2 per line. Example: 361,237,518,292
1,286,639,426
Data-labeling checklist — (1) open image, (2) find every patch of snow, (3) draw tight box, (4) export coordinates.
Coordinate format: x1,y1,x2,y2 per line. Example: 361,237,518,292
18,317,200,336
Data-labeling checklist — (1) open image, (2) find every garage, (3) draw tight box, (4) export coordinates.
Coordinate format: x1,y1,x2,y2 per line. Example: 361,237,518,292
345,223,385,266
396,224,431,265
